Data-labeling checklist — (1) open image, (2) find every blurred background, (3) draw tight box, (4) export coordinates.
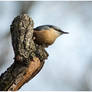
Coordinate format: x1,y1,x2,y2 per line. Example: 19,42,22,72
0,1,92,91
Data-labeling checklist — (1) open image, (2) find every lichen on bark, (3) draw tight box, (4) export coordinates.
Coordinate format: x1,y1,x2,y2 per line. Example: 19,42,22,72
0,14,48,91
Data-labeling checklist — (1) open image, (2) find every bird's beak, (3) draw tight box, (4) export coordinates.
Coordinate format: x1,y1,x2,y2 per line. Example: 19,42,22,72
59,29,69,34
57,29,69,35
62,31,69,34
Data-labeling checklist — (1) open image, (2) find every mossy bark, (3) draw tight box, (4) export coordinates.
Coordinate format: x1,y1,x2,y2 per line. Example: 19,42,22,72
0,14,48,91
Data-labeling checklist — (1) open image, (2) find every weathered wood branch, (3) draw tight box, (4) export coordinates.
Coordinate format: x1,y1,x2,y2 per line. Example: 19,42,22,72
0,14,48,91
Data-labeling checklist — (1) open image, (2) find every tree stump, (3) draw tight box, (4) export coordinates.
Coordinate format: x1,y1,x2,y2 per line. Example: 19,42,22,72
0,14,48,91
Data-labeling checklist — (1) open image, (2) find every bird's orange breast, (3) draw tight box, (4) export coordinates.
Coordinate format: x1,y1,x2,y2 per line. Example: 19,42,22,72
33,29,57,46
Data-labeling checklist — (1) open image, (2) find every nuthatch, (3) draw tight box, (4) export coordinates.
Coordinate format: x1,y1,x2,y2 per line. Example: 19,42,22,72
33,25,69,47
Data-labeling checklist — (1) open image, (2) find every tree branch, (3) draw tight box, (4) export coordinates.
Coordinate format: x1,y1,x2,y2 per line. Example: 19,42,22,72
0,14,48,91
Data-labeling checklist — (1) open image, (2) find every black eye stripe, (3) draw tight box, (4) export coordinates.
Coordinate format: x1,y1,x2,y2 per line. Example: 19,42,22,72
34,25,61,31
46,25,64,32
34,25,69,34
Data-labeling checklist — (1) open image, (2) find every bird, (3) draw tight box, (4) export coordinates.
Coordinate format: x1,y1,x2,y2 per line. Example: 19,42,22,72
33,25,69,47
